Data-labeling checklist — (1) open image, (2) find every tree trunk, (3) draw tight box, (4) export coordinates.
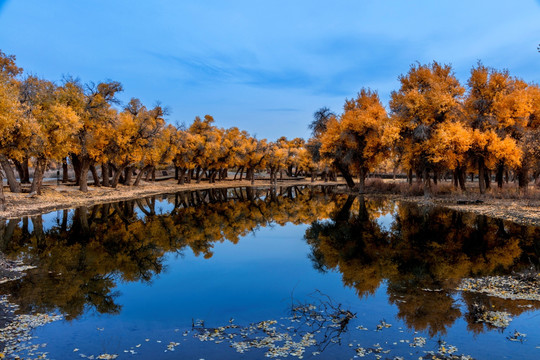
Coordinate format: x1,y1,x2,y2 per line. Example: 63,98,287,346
134,165,151,186
250,168,255,185
484,169,491,190
457,166,466,192
111,164,127,188
151,167,156,181
79,159,91,192
101,163,110,187
0,155,21,193
124,166,133,185
177,168,186,185
62,158,69,183
478,158,486,194
423,167,432,197
14,160,25,184
22,158,30,183
517,162,529,193
358,166,367,194
90,165,101,187
71,154,82,186
334,161,355,189
14,158,30,184
210,170,218,183
0,171,5,211
495,164,504,189
240,167,245,181
30,159,47,195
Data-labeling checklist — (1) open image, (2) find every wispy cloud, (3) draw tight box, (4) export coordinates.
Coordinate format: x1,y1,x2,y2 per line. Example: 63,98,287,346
145,50,316,90
258,108,301,112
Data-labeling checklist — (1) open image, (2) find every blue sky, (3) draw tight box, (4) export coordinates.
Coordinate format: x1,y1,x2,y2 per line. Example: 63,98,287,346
0,0,539,140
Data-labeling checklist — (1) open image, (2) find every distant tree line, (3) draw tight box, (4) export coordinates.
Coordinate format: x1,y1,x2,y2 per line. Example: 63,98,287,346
0,50,322,209
310,62,540,195
1,50,539,209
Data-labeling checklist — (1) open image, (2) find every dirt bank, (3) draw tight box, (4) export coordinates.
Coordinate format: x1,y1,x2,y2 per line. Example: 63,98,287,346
1,179,539,227
395,195,540,227
0,179,345,220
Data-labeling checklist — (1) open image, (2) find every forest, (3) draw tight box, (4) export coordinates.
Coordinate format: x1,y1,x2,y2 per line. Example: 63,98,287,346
1,49,539,209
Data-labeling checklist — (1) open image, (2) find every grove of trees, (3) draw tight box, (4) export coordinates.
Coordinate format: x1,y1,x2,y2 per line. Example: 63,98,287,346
1,49,539,207
312,62,540,195
0,50,316,210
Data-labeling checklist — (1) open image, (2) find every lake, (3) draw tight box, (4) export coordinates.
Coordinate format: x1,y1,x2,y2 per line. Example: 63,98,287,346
0,185,539,359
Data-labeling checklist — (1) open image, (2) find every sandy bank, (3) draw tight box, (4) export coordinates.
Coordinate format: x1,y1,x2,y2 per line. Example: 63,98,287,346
0,179,344,220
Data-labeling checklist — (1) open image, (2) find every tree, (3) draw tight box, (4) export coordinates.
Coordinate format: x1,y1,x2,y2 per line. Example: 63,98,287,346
20,76,81,194
107,99,167,187
428,120,472,190
0,50,25,195
464,63,524,193
390,62,464,196
320,89,395,193
174,128,198,185
60,80,123,192
243,137,268,184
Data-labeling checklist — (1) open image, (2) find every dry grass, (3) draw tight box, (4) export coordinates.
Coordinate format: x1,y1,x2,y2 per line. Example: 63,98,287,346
364,178,540,227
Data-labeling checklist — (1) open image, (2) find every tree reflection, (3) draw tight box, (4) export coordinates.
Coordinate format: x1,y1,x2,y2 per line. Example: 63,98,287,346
0,186,340,319
0,187,538,336
305,196,540,336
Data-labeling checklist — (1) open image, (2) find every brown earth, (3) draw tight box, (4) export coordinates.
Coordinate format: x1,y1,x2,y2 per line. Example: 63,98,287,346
397,196,540,227
0,179,344,220
1,178,539,227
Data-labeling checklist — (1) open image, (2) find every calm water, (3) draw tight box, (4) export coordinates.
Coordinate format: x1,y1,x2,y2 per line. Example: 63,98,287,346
0,186,539,359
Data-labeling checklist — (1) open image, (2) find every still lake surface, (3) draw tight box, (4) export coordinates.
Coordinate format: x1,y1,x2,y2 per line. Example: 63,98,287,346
0,185,539,359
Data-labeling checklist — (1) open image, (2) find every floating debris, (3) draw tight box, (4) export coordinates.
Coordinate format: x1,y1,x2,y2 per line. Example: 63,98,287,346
96,354,118,359
458,272,540,301
438,341,459,355
355,346,370,357
0,256,36,284
470,303,512,328
423,351,474,360
507,330,527,342
166,341,180,351
410,337,427,347
375,320,392,331
0,295,62,360
189,292,360,358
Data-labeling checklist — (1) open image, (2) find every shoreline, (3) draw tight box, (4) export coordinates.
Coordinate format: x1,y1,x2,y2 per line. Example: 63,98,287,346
0,179,345,220
394,195,540,228
0,179,538,227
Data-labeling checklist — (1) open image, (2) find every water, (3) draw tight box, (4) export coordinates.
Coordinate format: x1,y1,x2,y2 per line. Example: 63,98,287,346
0,186,539,359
